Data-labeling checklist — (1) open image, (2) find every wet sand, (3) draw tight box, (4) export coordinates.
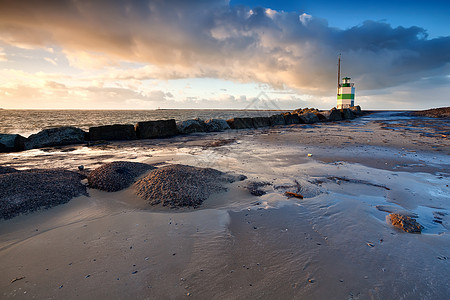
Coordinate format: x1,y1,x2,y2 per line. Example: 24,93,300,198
0,112,449,299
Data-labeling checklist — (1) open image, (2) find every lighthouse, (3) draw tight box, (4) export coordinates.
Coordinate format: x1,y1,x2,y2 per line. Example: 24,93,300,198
336,56,355,109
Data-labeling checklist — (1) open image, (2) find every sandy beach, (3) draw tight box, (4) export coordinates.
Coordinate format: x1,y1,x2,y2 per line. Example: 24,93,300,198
0,112,449,299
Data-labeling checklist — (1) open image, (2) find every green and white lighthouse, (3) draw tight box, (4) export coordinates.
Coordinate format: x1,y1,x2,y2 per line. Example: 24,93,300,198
336,56,355,109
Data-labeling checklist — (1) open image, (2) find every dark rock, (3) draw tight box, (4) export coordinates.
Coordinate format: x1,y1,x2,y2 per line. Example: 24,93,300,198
89,124,136,141
349,105,363,116
0,169,87,219
388,213,423,233
340,108,355,120
134,164,242,208
135,119,177,139
0,134,26,152
24,127,86,150
252,117,271,128
321,109,342,121
176,119,207,134
88,161,156,192
246,181,272,196
298,112,320,124
283,113,301,125
204,119,230,132
314,112,327,121
269,114,285,126
226,118,254,129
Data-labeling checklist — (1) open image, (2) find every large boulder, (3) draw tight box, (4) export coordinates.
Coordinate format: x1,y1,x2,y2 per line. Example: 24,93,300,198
89,124,136,141
321,109,342,121
252,117,271,128
24,127,85,150
0,134,26,152
269,114,285,126
204,119,230,132
135,119,177,139
283,113,301,125
314,112,327,121
298,112,320,124
341,108,355,120
88,161,155,192
226,117,254,129
176,119,207,134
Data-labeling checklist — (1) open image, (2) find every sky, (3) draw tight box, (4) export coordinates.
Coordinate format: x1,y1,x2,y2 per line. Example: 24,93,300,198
0,0,449,110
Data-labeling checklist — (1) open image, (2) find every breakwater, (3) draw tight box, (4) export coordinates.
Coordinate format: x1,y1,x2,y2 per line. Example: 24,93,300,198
0,106,364,153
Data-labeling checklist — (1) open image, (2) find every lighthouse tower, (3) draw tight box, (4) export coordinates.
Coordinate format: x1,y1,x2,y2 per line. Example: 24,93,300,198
336,56,355,109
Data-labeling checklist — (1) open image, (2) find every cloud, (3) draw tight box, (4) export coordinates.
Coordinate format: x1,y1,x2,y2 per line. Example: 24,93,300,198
0,0,448,100
44,57,57,65
0,47,6,61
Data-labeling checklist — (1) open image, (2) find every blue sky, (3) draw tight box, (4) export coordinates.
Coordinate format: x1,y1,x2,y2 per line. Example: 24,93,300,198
0,0,448,110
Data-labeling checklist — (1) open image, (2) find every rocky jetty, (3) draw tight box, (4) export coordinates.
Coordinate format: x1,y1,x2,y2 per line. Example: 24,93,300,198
204,119,230,132
135,119,178,139
176,119,207,134
134,164,244,208
411,107,450,118
0,169,87,219
388,213,423,233
226,117,254,129
88,161,155,192
24,126,86,150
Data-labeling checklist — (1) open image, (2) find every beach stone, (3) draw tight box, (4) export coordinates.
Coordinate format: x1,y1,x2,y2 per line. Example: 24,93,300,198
388,213,423,233
89,124,136,141
246,181,272,196
298,112,320,124
88,161,155,192
227,117,254,129
252,117,271,128
340,108,355,120
135,119,177,139
314,112,327,121
269,114,286,126
204,119,230,132
24,127,86,150
0,134,26,152
176,119,207,134
283,113,301,125
0,169,87,219
134,164,242,208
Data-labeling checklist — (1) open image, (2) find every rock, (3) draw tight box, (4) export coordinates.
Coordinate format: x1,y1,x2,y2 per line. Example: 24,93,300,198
269,114,286,126
252,117,271,128
388,213,423,233
410,107,450,118
298,112,320,124
176,119,207,134
24,127,86,150
226,118,254,129
0,134,26,152
285,191,304,199
321,109,343,121
135,119,178,139
134,164,242,208
246,181,272,196
349,105,363,116
204,119,230,132
314,112,327,121
340,108,355,120
89,124,136,141
88,161,156,192
0,169,87,219
283,113,301,125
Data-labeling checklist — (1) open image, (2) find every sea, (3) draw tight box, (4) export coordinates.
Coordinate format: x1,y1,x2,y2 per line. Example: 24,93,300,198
0,109,286,137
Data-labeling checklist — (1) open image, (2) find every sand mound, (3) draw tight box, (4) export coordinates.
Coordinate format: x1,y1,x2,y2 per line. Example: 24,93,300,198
88,161,155,192
134,164,243,208
411,107,450,118
0,169,87,219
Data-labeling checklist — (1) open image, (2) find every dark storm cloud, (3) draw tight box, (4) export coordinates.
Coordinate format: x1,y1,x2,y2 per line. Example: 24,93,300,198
0,0,448,93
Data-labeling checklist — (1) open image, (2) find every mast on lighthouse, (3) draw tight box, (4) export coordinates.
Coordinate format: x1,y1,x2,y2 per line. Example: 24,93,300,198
336,56,355,109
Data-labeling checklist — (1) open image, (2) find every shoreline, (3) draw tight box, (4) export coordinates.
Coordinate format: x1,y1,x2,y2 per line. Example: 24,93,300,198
0,111,449,298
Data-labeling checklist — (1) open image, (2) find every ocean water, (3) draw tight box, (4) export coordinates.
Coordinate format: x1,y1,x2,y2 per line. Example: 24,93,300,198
0,109,286,137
